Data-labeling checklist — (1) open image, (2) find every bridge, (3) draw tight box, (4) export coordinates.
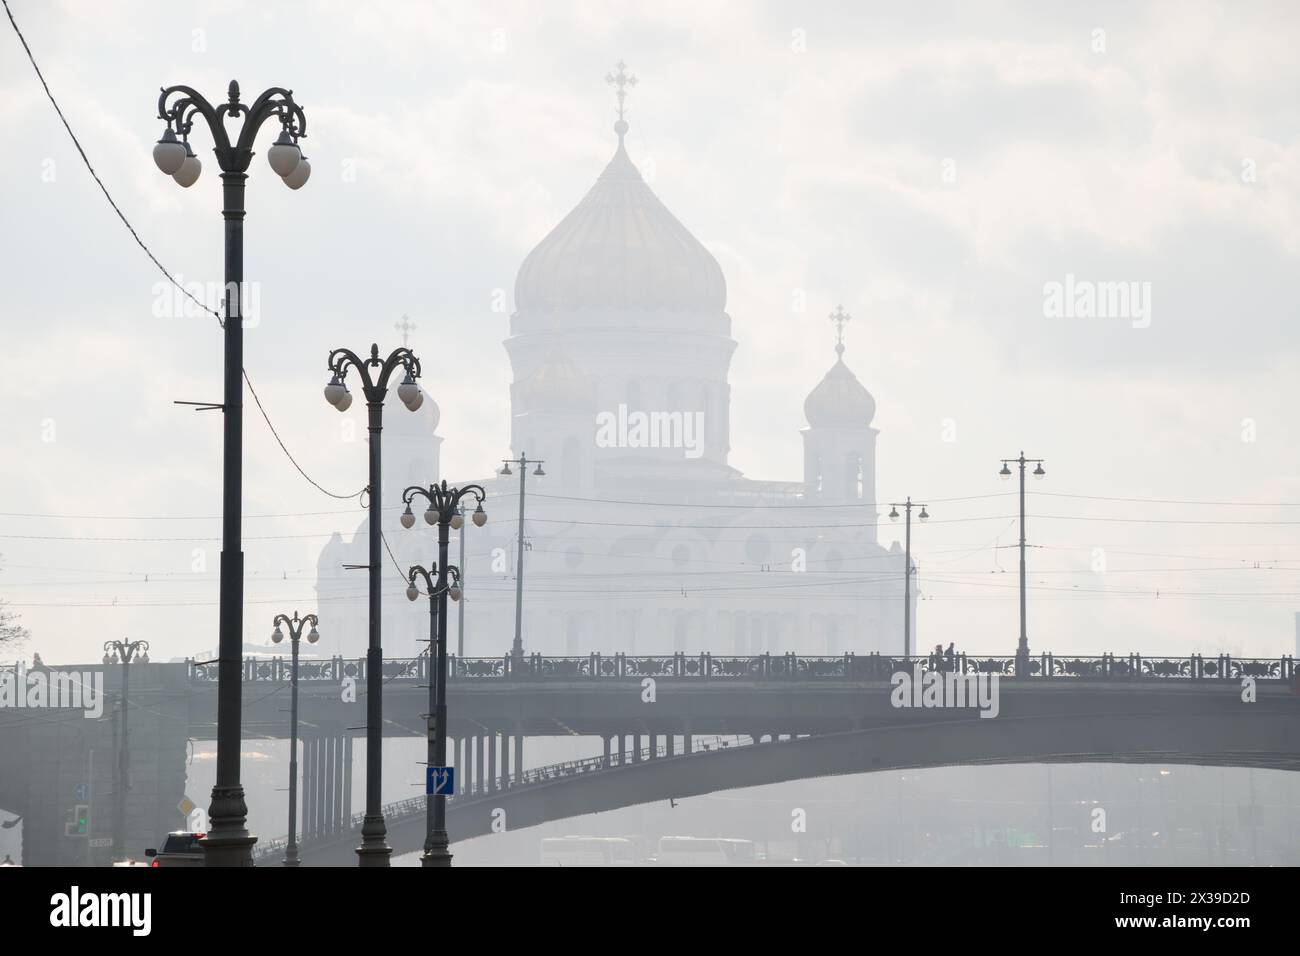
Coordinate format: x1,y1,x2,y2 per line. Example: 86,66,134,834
3,651,1297,864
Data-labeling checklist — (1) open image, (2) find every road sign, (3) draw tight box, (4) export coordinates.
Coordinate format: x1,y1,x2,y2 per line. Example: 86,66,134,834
426,766,455,796
74,784,88,801
89,837,112,848
177,795,196,816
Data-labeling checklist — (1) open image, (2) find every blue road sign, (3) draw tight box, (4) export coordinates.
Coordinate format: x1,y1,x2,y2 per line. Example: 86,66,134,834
426,766,455,796
74,784,88,801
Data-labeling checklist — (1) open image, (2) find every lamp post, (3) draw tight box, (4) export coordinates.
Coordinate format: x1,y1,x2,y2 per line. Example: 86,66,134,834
999,452,1045,676
102,639,148,863
456,505,467,659
152,80,309,867
400,481,487,867
887,500,929,658
405,562,462,867
270,611,319,867
499,454,544,662
324,343,424,866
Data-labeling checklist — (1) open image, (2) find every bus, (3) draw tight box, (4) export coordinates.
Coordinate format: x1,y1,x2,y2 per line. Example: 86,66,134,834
652,837,757,866
539,836,637,866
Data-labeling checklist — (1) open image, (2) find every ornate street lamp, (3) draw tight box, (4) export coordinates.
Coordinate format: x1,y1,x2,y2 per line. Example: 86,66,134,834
405,562,461,867
499,454,544,662
270,611,319,867
324,342,423,866
887,499,930,658
999,452,1046,676
400,480,486,867
152,79,308,867
102,639,148,864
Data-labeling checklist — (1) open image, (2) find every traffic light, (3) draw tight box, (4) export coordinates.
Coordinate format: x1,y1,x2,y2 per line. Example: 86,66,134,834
64,804,89,837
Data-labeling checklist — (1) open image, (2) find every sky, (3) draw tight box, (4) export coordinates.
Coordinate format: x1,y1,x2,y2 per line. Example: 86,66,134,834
2,0,1300,664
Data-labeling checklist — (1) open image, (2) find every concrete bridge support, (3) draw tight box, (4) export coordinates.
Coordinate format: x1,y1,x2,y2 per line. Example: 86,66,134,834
301,733,352,841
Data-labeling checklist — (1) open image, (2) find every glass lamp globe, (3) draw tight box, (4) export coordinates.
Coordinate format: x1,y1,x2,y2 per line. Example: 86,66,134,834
267,130,302,177
152,128,186,175
282,155,311,190
172,144,202,188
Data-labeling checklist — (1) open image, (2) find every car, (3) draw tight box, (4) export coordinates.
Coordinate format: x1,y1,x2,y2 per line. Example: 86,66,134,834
111,859,151,867
144,831,205,867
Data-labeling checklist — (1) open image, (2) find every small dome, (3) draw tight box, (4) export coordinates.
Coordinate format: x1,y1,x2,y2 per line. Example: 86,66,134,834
514,136,726,313
804,351,875,428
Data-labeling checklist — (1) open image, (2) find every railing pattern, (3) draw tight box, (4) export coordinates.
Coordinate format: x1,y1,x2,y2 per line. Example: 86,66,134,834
192,652,1297,684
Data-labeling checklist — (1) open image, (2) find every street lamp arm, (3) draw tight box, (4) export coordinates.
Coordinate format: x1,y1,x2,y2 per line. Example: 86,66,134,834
402,481,485,517
330,345,420,397
408,563,460,595
236,86,307,150
160,82,307,173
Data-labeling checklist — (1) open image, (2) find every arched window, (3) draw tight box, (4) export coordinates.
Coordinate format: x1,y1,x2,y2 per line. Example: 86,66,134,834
844,453,863,500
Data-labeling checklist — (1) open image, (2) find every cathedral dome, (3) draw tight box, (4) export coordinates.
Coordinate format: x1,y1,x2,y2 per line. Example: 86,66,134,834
514,127,726,314
805,307,875,430
804,354,875,428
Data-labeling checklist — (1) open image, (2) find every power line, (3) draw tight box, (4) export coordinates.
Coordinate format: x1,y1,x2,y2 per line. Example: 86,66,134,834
2,0,360,503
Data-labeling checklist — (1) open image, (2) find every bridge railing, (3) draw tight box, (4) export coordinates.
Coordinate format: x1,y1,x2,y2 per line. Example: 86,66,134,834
191,652,1297,684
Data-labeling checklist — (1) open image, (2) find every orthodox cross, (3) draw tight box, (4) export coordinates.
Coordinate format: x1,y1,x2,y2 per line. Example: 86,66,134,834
606,60,637,122
394,314,417,348
829,304,851,356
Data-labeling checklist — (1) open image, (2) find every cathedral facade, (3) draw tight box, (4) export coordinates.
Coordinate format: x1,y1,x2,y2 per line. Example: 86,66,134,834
316,87,913,664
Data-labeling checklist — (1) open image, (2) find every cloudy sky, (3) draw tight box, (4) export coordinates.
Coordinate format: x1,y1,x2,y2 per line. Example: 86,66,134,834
2,0,1299,663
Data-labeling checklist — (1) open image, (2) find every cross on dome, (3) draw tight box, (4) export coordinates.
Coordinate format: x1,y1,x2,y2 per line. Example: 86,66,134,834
829,304,851,356
606,59,638,144
394,314,417,347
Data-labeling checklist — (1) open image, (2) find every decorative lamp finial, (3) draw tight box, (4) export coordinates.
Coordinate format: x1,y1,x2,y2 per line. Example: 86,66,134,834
605,59,637,146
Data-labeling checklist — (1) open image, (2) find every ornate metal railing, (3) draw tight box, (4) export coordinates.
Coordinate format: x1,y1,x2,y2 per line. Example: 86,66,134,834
190,652,1297,684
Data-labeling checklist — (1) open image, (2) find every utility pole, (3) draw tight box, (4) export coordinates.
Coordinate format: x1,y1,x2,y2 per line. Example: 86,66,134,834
999,452,1045,675
888,499,929,657
500,453,544,663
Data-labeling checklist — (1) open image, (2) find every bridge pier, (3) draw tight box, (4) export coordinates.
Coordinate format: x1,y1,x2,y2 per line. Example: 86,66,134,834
514,734,523,784
302,736,315,841
602,735,611,766
617,734,626,766
299,733,352,843
488,732,497,792
475,736,485,793
499,732,510,788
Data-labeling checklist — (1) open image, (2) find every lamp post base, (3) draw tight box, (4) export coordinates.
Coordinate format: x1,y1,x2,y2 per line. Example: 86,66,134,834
283,845,300,867
421,833,452,868
200,786,256,866
1016,638,1031,679
356,815,391,867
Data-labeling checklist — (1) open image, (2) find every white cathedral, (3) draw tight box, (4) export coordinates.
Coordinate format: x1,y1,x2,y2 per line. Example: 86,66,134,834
316,71,914,663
